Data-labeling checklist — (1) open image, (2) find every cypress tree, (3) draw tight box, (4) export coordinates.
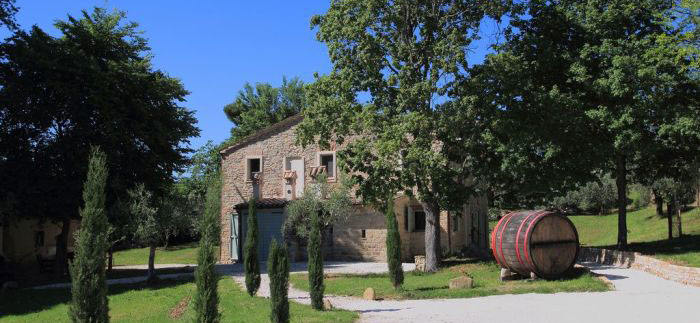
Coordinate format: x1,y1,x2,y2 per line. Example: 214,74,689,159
307,210,324,310
385,199,404,289
244,198,261,296
69,147,110,322
193,174,221,323
268,239,290,323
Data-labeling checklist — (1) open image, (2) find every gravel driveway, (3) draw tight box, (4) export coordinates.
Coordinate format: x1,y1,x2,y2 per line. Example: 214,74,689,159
230,261,700,323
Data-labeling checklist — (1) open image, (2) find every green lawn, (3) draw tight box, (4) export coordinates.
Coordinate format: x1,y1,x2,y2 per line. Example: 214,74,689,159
290,260,609,300
568,206,700,267
112,242,215,266
0,278,357,323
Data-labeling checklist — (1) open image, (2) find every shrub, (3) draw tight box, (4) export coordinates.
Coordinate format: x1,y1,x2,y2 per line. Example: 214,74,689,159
69,147,109,323
630,184,652,210
268,239,290,323
385,199,403,289
193,173,221,323
307,209,324,310
244,198,261,296
552,174,617,214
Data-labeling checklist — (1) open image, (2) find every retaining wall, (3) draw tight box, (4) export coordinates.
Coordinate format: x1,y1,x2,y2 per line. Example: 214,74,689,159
578,247,700,287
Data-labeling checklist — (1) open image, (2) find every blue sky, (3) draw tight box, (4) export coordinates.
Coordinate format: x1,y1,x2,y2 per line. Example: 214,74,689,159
5,1,500,151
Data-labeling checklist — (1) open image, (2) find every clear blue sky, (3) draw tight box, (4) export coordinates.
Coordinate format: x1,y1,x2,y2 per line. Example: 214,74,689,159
5,1,500,151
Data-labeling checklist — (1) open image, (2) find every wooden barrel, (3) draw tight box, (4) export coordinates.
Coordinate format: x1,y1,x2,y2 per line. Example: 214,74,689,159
491,210,579,279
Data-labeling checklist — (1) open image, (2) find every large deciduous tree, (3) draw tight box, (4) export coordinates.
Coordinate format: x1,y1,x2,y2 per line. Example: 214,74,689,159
298,0,508,273
465,0,699,249
224,77,306,142
0,7,198,273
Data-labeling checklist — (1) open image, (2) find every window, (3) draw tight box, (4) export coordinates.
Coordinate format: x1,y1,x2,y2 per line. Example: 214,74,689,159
35,231,45,248
452,213,460,232
246,157,262,181
361,229,366,239
413,211,426,232
318,152,335,179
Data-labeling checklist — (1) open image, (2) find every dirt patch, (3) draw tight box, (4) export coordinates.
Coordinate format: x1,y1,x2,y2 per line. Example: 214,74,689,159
169,295,191,319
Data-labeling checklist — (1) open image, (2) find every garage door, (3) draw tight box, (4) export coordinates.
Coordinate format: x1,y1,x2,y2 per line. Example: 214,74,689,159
241,208,285,261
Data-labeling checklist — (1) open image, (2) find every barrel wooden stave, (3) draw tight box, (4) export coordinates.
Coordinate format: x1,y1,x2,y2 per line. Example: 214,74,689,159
491,210,579,280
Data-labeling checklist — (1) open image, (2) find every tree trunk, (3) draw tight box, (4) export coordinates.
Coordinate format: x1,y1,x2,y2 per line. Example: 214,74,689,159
53,217,71,278
108,246,114,271
654,191,664,217
677,208,683,238
421,201,441,273
615,154,628,249
667,201,675,241
148,244,156,281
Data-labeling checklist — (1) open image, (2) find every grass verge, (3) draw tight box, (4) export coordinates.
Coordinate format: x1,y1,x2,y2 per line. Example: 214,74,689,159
290,260,609,300
112,242,217,266
0,278,358,322
568,207,700,267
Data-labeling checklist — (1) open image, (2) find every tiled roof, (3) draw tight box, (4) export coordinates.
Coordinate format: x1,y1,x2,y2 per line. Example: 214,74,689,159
219,114,304,156
234,198,289,210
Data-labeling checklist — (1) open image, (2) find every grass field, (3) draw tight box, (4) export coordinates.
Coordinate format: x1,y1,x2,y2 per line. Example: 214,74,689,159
568,206,700,267
290,260,609,300
0,278,357,322
112,242,213,266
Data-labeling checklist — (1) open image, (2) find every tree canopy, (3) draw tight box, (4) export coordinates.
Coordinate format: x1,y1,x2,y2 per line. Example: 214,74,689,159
465,0,700,248
0,8,199,271
224,77,305,142
298,0,508,272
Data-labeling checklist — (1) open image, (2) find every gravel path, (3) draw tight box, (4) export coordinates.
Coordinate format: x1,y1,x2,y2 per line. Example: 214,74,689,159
231,261,700,323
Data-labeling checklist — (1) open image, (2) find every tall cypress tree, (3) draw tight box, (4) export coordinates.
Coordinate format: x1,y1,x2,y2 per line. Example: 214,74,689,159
268,239,290,323
244,198,261,296
193,173,221,323
307,209,324,310
69,147,110,322
385,199,404,289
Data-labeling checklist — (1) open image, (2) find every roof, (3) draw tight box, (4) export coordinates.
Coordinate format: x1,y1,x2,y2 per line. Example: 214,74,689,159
234,198,289,210
219,114,304,156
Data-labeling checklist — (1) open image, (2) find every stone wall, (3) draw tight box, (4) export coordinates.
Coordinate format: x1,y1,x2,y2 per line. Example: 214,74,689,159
219,116,490,263
578,247,700,287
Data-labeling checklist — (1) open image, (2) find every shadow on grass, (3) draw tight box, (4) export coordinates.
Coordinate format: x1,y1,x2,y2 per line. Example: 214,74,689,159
596,234,700,257
0,277,193,317
16,266,194,288
160,242,198,252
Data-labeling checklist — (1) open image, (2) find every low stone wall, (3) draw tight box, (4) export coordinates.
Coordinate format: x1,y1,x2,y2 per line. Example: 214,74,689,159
578,247,700,287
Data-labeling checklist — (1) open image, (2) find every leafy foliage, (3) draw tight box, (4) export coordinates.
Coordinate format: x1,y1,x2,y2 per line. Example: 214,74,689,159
244,198,261,296
69,147,109,323
552,175,618,215
466,0,700,248
193,173,222,323
0,0,17,30
299,0,508,273
307,208,324,310
267,239,290,323
385,199,404,289
0,7,198,271
224,77,306,141
284,173,353,239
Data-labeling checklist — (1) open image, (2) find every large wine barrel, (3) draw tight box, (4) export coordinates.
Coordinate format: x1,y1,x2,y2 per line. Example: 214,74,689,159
491,210,579,279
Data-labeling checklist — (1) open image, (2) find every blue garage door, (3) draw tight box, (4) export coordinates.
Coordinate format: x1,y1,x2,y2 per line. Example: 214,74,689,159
241,208,285,261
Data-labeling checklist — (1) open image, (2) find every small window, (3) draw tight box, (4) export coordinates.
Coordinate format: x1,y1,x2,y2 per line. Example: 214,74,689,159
247,157,261,181
35,231,45,248
361,229,366,239
413,211,426,232
319,152,335,178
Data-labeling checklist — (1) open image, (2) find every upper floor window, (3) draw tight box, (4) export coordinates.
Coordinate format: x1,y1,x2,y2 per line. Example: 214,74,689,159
317,151,336,180
246,156,262,182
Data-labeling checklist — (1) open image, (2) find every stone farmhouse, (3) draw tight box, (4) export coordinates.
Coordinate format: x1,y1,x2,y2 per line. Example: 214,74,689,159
219,115,490,264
